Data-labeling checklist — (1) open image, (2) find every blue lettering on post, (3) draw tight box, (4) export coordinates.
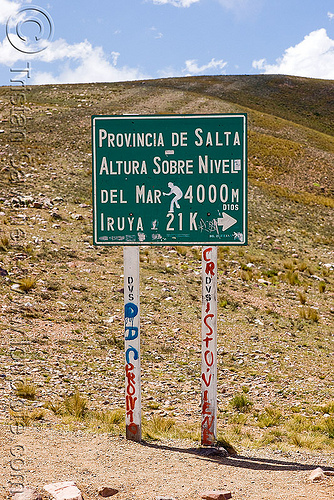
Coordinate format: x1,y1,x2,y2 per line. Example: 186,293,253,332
125,302,139,340
126,346,139,364
125,303,138,318
125,326,138,341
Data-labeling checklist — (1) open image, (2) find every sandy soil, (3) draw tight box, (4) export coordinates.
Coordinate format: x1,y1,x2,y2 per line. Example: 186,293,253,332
2,426,334,500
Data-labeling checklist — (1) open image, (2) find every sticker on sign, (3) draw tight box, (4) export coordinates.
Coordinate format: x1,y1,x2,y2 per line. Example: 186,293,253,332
92,113,247,246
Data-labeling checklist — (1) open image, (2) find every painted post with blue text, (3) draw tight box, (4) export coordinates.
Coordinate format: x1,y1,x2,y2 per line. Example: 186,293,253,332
124,246,141,442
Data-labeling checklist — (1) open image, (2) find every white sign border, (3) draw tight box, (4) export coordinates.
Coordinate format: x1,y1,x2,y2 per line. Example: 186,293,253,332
92,113,247,246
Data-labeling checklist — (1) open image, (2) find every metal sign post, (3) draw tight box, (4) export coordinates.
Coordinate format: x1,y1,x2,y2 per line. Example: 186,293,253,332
201,246,217,445
124,246,141,442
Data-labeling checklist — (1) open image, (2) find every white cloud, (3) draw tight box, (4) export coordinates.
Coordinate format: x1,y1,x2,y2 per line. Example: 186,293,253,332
253,29,334,79
152,0,263,12
0,0,21,25
217,0,263,16
183,58,227,75
0,35,147,83
157,65,181,78
151,0,199,7
0,0,146,84
150,27,163,39
218,0,249,10
31,42,147,84
158,57,227,78
328,12,334,20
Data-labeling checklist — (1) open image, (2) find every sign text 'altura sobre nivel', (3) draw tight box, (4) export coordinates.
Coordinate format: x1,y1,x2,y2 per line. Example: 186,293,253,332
92,114,247,245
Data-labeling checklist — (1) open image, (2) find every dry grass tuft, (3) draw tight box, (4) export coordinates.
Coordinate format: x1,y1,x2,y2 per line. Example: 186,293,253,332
19,276,37,292
64,390,88,419
299,307,320,323
0,236,10,251
15,379,37,400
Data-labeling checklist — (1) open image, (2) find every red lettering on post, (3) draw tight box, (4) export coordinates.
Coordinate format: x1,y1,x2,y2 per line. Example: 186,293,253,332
202,414,214,431
202,372,212,387
205,261,215,276
204,314,214,335
125,362,134,373
204,350,214,367
126,395,138,420
203,335,213,348
126,363,136,396
126,395,137,411
126,409,134,422
202,426,215,446
126,370,135,385
203,247,213,262
128,422,138,435
202,390,211,415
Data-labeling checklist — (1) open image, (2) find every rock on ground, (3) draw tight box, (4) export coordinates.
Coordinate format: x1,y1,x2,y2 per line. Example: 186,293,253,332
98,487,119,497
12,488,42,500
201,491,232,500
44,481,83,500
309,468,326,482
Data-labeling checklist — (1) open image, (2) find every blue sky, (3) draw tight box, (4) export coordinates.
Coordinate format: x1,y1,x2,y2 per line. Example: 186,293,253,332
0,0,333,85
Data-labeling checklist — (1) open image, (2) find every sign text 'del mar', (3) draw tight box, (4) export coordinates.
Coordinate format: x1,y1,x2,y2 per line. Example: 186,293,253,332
92,114,247,245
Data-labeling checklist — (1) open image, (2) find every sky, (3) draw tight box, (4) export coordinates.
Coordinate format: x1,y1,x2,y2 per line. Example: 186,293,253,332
0,0,333,86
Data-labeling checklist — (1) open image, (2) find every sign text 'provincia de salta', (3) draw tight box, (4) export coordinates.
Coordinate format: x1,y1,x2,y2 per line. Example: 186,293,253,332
92,114,247,246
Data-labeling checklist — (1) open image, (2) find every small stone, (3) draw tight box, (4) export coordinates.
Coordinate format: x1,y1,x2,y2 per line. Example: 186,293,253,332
44,481,83,500
0,267,8,276
257,279,270,285
201,491,232,500
51,212,62,220
98,487,119,497
12,488,42,500
309,468,325,482
155,497,176,500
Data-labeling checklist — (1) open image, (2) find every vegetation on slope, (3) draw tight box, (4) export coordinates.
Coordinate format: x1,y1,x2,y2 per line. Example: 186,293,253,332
0,75,333,452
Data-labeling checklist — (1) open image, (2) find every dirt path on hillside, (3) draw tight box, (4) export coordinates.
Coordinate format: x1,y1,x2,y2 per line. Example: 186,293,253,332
1,427,334,500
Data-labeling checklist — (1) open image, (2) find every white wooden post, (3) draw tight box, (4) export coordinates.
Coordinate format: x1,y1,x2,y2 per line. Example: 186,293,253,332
201,246,217,446
124,246,141,442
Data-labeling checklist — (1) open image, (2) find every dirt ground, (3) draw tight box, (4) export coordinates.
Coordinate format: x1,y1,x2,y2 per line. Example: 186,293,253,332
1,426,334,500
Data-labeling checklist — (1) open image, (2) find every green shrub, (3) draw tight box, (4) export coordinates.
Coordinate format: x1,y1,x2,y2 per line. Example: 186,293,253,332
230,393,253,412
257,407,282,428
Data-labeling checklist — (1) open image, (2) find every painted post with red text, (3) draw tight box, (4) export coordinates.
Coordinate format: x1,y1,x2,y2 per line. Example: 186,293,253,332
124,246,141,442
201,246,217,446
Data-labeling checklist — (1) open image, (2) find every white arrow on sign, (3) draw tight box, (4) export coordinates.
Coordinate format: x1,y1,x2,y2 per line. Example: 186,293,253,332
217,212,237,231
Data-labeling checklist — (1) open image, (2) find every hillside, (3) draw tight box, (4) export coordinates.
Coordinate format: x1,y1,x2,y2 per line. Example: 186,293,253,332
0,74,333,498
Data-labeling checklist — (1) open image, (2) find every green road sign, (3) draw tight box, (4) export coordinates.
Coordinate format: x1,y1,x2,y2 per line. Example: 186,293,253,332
92,114,247,246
